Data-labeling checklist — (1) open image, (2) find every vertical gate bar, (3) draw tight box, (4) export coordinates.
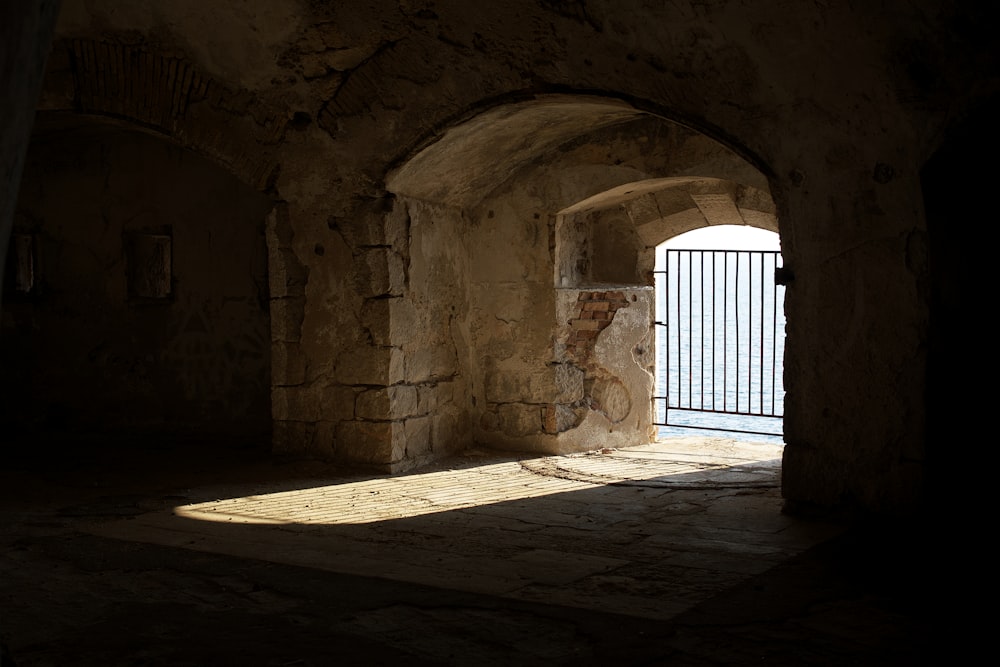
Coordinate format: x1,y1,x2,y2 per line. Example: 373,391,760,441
675,250,681,410
735,251,741,413
772,252,779,417
723,251,729,413
746,252,752,415
687,250,692,409
759,251,765,415
711,250,716,412
664,247,670,422
699,251,705,409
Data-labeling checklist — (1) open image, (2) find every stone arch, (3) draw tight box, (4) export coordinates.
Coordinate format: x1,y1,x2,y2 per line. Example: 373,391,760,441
39,38,288,191
555,176,777,289
3,118,275,444
383,93,777,460
21,38,308,454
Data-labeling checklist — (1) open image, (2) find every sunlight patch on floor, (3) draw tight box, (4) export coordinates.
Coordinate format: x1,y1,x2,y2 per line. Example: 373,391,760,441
174,441,782,527
174,459,594,526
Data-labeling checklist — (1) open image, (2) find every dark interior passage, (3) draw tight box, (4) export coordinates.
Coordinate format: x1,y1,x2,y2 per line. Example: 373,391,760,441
1,120,273,449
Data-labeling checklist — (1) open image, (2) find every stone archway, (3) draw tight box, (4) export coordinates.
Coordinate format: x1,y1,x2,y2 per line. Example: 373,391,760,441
554,176,777,289
3,36,300,455
383,94,778,463
39,38,287,191
1,118,275,447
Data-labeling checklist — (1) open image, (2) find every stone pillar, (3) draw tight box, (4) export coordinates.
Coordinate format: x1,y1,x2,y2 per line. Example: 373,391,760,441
266,203,313,453
780,170,926,515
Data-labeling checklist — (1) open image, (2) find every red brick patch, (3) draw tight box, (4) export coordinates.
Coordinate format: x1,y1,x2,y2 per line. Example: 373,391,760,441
566,290,631,360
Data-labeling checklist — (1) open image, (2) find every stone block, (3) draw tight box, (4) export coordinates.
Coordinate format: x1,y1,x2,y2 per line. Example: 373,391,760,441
417,381,459,413
551,363,585,403
543,404,557,433
389,299,419,346
335,345,403,385
356,214,388,247
271,385,321,422
432,409,462,453
355,387,389,420
385,198,410,251
270,297,305,342
498,403,542,437
485,363,584,404
417,384,438,413
556,404,584,432
356,384,419,420
268,247,308,298
389,347,406,385
583,300,611,312
272,420,316,455
386,250,407,295
360,298,391,345
480,410,500,432
357,247,407,297
392,384,420,417
320,384,358,421
484,369,520,403
334,420,400,465
271,340,307,386
544,403,585,433
265,204,294,248
311,421,337,458
404,415,432,458
361,297,418,346
404,344,457,383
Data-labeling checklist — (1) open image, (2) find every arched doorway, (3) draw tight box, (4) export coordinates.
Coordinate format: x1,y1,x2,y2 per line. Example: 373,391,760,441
1,117,274,459
385,94,780,461
653,225,784,443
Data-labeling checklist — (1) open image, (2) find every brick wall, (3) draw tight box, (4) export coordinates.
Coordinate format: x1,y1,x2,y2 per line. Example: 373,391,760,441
566,290,631,361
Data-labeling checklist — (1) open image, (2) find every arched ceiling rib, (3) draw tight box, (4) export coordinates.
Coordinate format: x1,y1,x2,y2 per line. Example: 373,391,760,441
386,96,642,207
386,95,773,221
562,176,779,243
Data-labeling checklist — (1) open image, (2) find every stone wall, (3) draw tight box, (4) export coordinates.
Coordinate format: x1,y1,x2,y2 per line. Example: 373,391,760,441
382,101,779,460
10,0,998,513
2,123,273,439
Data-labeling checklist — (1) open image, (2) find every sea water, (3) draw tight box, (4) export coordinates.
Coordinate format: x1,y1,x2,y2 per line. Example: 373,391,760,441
654,247,785,444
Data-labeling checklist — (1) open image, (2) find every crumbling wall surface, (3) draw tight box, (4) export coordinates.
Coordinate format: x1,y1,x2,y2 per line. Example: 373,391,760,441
2,125,273,439
281,0,980,510
347,197,472,471
465,173,654,454
34,0,1000,510
467,183,558,451
553,288,655,451
473,285,655,455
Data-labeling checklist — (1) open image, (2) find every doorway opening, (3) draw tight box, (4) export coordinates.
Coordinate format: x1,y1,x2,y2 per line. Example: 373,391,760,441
1,117,274,458
653,225,784,443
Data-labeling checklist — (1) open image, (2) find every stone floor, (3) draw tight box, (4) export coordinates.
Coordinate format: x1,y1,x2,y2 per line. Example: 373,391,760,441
1,435,936,665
